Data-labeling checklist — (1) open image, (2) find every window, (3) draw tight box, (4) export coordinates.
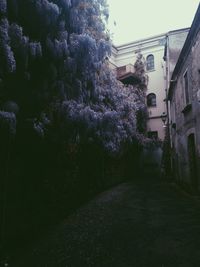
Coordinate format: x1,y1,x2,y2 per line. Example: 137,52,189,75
146,54,154,71
148,131,158,139
184,71,190,105
147,93,156,107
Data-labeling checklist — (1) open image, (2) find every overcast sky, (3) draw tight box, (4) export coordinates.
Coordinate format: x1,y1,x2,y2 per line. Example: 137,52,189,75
107,0,200,45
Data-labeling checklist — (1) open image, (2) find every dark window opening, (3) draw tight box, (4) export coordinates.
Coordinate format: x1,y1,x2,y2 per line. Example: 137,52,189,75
146,54,154,71
147,93,156,107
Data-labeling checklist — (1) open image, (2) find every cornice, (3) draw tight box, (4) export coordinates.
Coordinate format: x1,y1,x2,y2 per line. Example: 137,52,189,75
115,33,166,51
115,32,166,48
112,27,189,57
115,47,165,60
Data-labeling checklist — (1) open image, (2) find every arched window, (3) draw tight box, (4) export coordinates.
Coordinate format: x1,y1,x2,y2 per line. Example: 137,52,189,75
146,54,154,71
147,93,156,107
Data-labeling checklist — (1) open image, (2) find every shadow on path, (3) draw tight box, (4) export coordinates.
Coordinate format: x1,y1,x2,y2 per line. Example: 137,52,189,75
11,176,200,267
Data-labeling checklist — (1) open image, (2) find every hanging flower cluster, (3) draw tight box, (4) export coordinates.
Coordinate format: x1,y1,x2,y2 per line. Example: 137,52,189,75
0,111,16,136
0,19,16,74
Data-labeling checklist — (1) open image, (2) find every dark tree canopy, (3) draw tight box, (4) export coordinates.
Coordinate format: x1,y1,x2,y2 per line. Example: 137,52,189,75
0,0,147,155
0,1,151,253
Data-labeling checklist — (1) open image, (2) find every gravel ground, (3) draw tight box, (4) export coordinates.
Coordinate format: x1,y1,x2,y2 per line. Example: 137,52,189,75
11,177,200,267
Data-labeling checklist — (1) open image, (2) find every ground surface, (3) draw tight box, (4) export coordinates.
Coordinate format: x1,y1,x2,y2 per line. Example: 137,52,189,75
12,177,200,267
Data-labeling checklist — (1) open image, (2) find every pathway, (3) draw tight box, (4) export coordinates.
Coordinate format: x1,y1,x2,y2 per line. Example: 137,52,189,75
12,177,200,267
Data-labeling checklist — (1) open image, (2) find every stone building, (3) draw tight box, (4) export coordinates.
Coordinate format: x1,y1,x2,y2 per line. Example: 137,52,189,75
168,4,200,189
111,29,188,141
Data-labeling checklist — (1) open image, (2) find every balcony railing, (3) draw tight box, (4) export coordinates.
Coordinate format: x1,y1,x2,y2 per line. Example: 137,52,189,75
116,64,135,79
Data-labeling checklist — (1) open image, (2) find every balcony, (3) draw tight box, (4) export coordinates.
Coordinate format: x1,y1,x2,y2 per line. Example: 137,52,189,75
117,64,135,77
116,64,141,85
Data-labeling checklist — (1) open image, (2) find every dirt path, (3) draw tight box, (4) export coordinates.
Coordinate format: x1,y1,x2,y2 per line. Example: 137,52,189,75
12,177,200,267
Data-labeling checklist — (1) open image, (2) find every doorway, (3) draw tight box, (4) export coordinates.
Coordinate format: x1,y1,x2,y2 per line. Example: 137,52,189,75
188,133,198,191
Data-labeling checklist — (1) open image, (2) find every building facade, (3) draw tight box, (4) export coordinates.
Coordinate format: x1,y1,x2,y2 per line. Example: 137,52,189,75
167,5,200,189
111,29,189,141
111,34,167,140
